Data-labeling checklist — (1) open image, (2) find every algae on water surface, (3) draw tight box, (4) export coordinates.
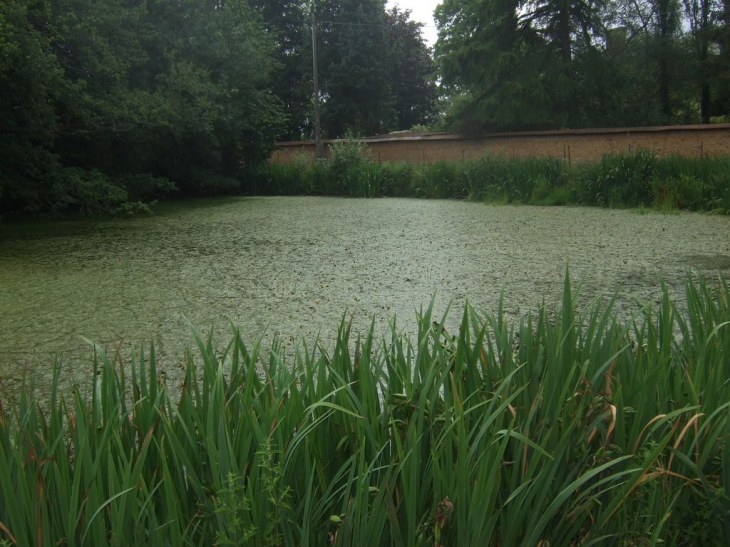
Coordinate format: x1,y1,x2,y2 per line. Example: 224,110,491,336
1,197,729,395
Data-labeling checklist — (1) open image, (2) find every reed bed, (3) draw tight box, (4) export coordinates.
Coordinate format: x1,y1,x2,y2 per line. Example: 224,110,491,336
1,273,730,545
250,147,730,213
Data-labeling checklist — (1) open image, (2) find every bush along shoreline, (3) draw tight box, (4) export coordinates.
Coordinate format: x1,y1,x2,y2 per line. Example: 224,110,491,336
247,145,730,214
4,147,730,221
1,273,729,545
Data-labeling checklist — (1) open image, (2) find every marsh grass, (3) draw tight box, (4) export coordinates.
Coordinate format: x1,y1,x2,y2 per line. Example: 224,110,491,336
1,273,730,545
248,151,730,213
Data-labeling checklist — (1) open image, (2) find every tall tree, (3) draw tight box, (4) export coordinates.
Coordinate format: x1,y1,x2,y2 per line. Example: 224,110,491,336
249,0,311,140
611,0,688,123
248,1,438,139
436,0,561,131
588,0,697,125
0,0,65,211
314,0,395,137
139,0,285,169
436,0,606,131
525,0,606,120
683,0,723,122
0,0,285,214
654,0,682,120
384,7,437,130
712,0,730,118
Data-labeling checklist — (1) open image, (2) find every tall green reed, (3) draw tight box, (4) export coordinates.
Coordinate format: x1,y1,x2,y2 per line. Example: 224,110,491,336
248,150,730,213
574,149,657,207
652,155,730,212
1,273,729,545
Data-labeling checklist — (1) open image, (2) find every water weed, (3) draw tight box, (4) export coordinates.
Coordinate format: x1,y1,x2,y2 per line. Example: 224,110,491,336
1,274,729,545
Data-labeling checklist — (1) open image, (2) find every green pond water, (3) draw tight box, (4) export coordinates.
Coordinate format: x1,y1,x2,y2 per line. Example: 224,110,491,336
1,197,729,395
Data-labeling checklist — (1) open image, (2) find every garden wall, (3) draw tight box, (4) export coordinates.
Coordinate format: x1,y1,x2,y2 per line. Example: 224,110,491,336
270,124,730,164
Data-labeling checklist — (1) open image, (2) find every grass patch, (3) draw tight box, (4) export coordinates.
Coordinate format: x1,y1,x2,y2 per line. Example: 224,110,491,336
1,273,730,545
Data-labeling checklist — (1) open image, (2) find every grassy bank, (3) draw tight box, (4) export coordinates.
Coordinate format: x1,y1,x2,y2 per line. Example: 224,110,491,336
1,274,729,545
249,146,730,213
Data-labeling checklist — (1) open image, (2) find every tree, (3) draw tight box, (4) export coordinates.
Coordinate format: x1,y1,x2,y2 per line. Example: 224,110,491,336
436,0,562,131
247,1,438,139
683,0,727,122
652,0,683,120
712,0,730,118
593,0,696,126
0,0,285,214
436,0,606,132
314,0,395,137
434,0,727,131
139,0,286,169
249,0,312,140
524,0,607,121
384,7,437,130
0,0,65,210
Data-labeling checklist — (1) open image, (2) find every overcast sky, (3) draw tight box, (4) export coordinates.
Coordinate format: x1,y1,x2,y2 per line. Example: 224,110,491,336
386,0,440,47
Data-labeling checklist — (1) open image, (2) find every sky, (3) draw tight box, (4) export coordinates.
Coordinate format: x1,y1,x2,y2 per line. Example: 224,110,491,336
386,0,441,47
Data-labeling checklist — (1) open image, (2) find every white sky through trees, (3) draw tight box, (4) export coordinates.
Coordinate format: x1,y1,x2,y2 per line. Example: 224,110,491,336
386,0,440,46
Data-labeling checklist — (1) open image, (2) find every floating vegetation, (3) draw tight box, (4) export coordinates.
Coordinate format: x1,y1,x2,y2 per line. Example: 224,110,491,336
1,273,729,545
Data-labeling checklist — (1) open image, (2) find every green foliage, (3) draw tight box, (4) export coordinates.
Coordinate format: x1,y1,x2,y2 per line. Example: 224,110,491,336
311,0,436,138
2,274,730,544
573,151,730,211
249,150,730,213
315,0,395,137
412,160,461,198
328,136,372,176
379,162,417,197
325,136,382,197
249,0,311,141
241,1,437,141
469,155,567,203
385,7,438,131
0,0,285,215
574,149,658,207
435,0,606,131
653,154,730,212
434,0,730,132
213,473,256,546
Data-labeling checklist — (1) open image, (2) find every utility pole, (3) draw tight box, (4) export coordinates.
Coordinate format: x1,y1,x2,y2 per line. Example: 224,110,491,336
311,8,324,159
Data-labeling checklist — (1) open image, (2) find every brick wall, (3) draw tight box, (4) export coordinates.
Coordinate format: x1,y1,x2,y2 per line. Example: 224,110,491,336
270,125,730,164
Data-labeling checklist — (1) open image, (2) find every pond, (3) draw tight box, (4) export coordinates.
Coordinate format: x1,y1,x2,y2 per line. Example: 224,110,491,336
1,197,729,395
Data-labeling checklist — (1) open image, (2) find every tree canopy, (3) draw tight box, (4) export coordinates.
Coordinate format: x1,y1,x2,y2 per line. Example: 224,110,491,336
3,0,729,214
249,1,438,140
436,0,730,131
310,1,436,137
1,0,438,214
385,7,438,131
1,0,284,214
